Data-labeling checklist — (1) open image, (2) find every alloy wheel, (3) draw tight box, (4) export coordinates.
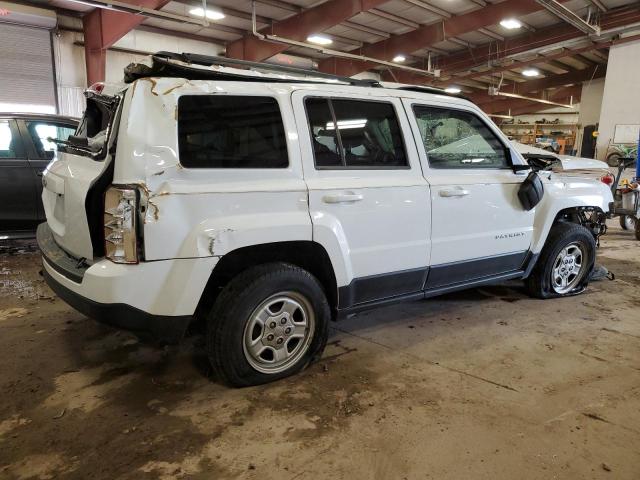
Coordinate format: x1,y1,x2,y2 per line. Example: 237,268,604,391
551,242,586,294
242,292,315,374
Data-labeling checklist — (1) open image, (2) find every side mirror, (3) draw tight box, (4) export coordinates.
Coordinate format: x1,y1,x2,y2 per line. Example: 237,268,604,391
518,172,544,210
512,164,532,173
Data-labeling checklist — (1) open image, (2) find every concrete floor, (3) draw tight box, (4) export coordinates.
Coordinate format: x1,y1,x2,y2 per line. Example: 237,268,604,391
0,223,639,480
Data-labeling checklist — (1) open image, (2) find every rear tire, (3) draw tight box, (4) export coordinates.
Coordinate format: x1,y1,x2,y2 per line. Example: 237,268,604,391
206,262,330,387
526,222,596,299
635,217,640,241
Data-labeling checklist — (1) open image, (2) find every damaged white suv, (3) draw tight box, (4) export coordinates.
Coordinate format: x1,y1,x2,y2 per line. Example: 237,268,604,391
38,52,613,387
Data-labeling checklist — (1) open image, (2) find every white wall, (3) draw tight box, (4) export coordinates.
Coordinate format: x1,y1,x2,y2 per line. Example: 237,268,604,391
106,29,224,83
596,37,640,160
52,19,86,117
53,14,224,116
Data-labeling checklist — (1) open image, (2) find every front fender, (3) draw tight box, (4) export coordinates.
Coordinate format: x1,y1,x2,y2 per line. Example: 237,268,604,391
530,175,612,254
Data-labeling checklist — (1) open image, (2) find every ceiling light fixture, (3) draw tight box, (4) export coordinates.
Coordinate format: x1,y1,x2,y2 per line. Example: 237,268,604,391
444,87,461,94
500,18,522,30
393,54,406,63
307,34,333,46
522,68,540,77
189,7,225,20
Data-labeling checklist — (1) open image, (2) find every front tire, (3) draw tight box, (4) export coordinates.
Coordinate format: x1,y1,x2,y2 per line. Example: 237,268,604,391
526,223,596,299
206,263,330,387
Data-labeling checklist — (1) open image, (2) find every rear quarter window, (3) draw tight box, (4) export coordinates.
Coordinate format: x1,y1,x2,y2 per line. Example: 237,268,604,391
177,95,288,168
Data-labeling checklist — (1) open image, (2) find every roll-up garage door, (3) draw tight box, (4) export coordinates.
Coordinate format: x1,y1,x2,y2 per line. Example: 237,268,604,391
0,23,56,112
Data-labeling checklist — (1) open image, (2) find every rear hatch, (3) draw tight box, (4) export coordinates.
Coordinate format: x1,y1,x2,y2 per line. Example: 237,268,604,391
42,86,124,261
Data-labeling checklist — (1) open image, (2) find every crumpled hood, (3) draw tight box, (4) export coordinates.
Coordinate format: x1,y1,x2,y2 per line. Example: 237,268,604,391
556,155,609,171
511,141,609,175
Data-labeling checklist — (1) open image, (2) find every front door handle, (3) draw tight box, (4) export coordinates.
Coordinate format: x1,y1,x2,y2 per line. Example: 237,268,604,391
322,192,364,204
439,187,470,197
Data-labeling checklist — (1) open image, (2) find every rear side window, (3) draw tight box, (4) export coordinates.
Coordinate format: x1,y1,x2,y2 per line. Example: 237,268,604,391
305,98,408,169
0,120,23,159
178,95,288,168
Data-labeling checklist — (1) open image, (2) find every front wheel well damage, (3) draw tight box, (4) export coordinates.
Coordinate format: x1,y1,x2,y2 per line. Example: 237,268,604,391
193,241,338,326
553,206,607,245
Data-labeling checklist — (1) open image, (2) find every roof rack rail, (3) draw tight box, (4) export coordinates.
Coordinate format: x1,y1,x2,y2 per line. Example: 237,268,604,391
395,85,471,101
124,51,382,87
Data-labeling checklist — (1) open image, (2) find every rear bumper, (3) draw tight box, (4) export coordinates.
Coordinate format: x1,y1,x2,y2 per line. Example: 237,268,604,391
37,222,218,343
42,267,191,344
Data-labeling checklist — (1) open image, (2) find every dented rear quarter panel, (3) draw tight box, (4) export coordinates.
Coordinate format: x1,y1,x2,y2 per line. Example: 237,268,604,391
113,78,312,260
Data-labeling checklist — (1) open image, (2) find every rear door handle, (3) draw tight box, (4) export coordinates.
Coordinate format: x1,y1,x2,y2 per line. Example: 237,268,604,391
439,187,469,197
322,192,364,204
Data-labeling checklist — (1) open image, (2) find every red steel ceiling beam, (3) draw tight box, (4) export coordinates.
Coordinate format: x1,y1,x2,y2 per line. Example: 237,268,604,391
471,64,605,104
439,4,640,76
317,0,550,77
457,44,605,83
388,4,640,86
495,90,581,115
481,93,580,115
225,0,388,61
458,31,640,83
83,0,170,86
481,85,581,114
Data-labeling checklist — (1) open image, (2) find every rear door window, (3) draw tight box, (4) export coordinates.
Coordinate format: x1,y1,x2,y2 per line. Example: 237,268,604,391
178,95,288,168
25,121,76,160
0,119,24,159
306,98,408,169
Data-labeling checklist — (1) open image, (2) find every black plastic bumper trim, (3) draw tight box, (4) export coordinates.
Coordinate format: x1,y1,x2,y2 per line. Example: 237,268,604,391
424,251,528,289
37,223,88,283
42,264,191,344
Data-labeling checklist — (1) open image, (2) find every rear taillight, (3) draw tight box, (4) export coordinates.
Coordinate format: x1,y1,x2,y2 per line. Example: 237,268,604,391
104,186,138,264
600,174,614,186
88,82,105,94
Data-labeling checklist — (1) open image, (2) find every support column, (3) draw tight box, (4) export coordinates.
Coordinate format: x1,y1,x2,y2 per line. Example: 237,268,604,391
82,8,107,87
82,0,170,86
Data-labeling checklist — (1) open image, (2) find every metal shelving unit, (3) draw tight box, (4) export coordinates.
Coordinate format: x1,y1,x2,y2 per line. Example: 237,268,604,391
500,123,578,154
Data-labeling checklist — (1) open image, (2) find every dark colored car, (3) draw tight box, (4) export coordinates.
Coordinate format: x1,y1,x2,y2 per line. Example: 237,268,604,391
1,113,78,239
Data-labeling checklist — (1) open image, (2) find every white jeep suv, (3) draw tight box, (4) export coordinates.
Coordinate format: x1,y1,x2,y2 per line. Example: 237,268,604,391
38,52,613,387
